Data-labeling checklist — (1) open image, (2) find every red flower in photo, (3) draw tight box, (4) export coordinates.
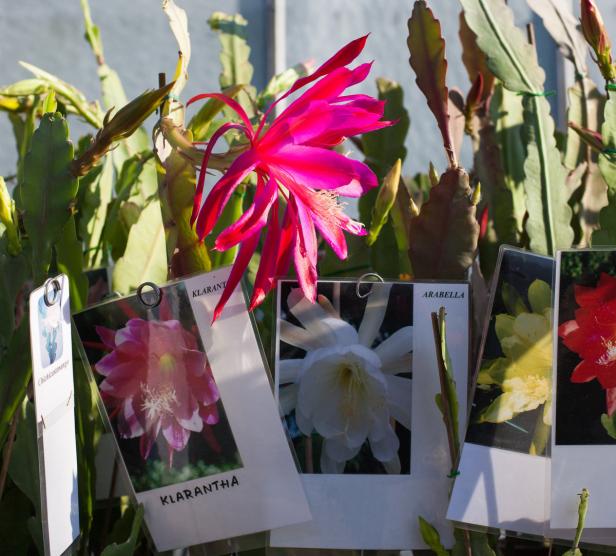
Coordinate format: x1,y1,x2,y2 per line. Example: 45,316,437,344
559,272,616,416
95,318,221,464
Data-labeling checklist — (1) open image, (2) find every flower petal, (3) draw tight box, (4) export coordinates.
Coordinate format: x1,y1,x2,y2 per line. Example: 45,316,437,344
215,175,278,251
374,326,413,370
287,287,338,344
381,454,402,474
178,408,204,433
96,326,117,349
116,399,144,439
249,200,282,310
385,375,412,430
319,446,346,474
607,387,616,417
323,435,362,463
269,145,376,198
187,92,254,136
192,121,252,226
162,420,191,452
194,150,258,240
279,384,298,415
292,198,318,303
256,35,369,137
382,353,413,375
279,358,303,384
279,320,325,351
212,230,261,322
368,424,399,463
358,283,393,347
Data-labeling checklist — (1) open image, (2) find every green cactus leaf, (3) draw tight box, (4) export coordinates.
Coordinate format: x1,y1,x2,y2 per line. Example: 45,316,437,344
55,216,89,312
0,243,28,352
111,199,167,294
461,0,574,255
418,516,449,556
359,78,410,278
8,399,43,554
187,84,244,141
208,12,256,118
77,155,113,267
592,96,616,246
19,61,103,128
0,322,31,452
257,62,311,110
16,112,78,284
408,167,479,279
521,94,574,255
101,504,144,556
161,147,211,276
407,0,455,166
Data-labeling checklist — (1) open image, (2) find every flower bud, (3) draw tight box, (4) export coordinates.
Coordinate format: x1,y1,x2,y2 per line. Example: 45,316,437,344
366,159,401,246
0,177,21,255
464,73,484,135
581,0,615,82
428,162,439,188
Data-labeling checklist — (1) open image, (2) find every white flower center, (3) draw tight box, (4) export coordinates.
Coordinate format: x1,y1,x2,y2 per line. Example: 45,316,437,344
140,383,178,421
597,337,616,366
336,361,369,418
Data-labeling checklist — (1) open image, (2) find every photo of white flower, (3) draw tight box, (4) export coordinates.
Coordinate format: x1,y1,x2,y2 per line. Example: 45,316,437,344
276,281,413,475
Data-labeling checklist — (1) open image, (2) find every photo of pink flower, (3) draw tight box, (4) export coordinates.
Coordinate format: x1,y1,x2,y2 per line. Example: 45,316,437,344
74,282,242,491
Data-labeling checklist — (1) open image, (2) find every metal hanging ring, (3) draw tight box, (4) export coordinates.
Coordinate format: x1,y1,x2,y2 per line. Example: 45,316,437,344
355,272,385,299
136,282,162,308
43,278,61,307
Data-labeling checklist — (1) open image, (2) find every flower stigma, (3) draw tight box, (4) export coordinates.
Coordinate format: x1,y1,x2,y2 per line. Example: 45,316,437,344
597,337,616,366
159,352,177,374
141,383,178,421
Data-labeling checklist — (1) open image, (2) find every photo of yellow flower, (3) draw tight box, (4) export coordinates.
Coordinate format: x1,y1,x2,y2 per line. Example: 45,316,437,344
465,249,554,456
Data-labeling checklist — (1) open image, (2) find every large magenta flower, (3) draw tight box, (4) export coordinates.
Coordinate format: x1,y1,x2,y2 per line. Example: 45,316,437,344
95,318,220,463
559,272,616,415
188,36,392,321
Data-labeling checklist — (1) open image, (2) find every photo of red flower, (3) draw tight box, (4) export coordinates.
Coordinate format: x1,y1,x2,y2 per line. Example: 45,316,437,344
74,282,242,491
556,250,616,444
559,273,616,414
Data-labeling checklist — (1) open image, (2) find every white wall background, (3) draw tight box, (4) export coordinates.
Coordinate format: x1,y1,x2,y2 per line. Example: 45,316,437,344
0,0,613,179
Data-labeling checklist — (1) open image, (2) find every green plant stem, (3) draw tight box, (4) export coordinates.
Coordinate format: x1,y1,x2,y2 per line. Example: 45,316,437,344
0,412,18,499
431,310,457,463
101,458,119,549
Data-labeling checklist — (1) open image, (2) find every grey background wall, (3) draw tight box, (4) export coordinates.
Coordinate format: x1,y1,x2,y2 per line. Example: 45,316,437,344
0,0,613,180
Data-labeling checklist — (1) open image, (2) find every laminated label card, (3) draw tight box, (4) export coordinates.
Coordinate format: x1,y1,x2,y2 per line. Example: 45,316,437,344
269,279,469,550
448,247,554,537
29,274,79,556
73,267,310,551
551,248,616,529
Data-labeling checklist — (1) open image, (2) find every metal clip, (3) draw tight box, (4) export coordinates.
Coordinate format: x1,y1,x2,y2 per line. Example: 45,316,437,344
355,272,385,299
136,281,162,308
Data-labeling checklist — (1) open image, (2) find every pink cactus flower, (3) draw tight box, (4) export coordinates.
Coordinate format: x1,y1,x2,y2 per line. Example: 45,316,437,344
188,35,393,321
95,318,220,464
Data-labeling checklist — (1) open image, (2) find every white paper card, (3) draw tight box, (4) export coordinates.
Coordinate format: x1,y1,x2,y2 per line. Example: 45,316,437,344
73,268,310,551
29,274,79,556
447,248,553,537
551,249,616,529
270,280,469,550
